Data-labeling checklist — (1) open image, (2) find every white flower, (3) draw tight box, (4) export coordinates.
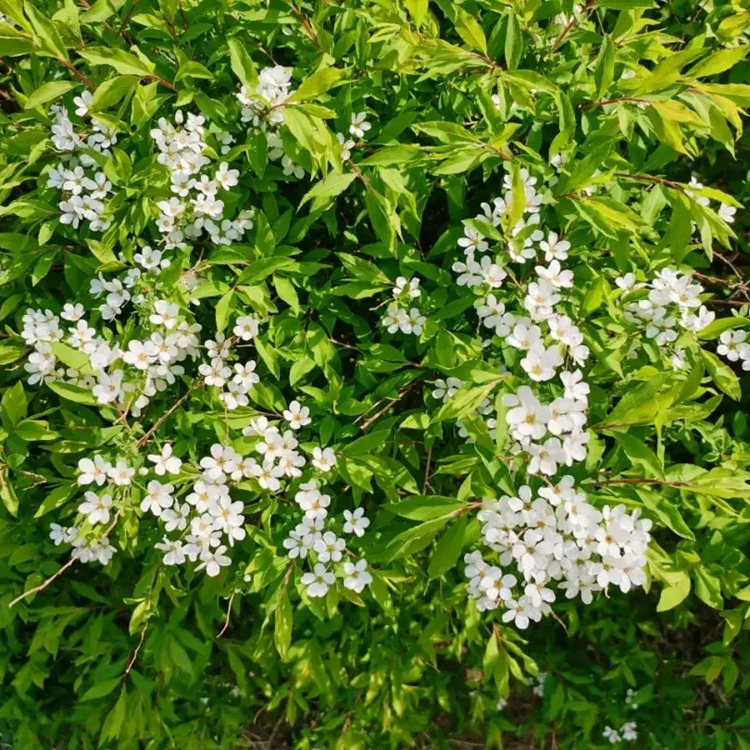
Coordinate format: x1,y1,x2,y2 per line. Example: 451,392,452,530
150,300,179,329
77,455,111,486
621,721,638,741
50,523,78,546
312,446,337,472
336,132,356,160
283,529,308,559
155,538,186,565
718,330,747,362
108,460,134,485
215,162,240,190
78,491,113,525
251,460,285,491
343,559,372,593
343,507,370,537
233,315,259,341
140,480,174,516
349,112,372,138
61,303,85,321
539,232,570,262
301,563,335,597
719,203,736,224
314,531,345,562
283,400,311,429
148,444,183,476
394,276,421,299
458,227,488,254
196,544,231,577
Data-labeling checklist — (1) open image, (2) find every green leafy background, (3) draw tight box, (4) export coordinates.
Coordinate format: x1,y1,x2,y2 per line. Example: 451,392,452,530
2,0,750,748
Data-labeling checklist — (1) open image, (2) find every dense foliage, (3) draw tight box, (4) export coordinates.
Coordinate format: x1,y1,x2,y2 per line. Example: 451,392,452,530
2,0,750,748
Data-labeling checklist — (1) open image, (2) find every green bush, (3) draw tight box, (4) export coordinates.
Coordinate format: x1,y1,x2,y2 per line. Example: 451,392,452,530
2,0,750,748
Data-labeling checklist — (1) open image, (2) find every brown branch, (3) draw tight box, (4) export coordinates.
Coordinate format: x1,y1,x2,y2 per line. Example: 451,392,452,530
357,379,422,431
58,58,95,90
580,96,651,110
290,3,324,53
614,172,685,192
551,0,596,52
135,382,201,449
145,75,177,92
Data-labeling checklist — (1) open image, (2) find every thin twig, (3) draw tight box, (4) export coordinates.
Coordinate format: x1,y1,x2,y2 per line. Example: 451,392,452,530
125,627,147,675
614,172,684,191
135,382,201,449
217,592,236,638
584,477,686,488
290,3,324,52
580,96,652,110
423,446,433,494
145,75,177,91
10,514,120,608
57,58,95,89
551,0,596,52
358,380,421,431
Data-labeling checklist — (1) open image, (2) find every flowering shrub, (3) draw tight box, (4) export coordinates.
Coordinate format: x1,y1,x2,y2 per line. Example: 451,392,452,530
2,0,750,748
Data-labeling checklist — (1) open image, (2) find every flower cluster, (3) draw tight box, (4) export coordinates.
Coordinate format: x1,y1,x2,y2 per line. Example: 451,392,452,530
445,168,593,472
283,479,372,598
198,316,263,410
151,110,255,248
45,100,120,232
21,295,202,417
335,111,371,162
463,477,651,628
382,276,426,336
619,268,714,367
236,65,307,178
603,722,638,744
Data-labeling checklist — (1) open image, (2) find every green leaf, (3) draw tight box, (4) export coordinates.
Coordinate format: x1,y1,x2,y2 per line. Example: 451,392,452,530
384,496,466,521
656,574,691,612
26,4,69,60
215,290,235,334
300,172,357,207
272,276,300,314
428,516,466,578
15,420,58,442
46,380,98,405
615,434,663,478
80,678,121,702
1,381,27,427
434,382,497,423
79,47,154,77
89,75,138,112
290,65,346,102
594,36,615,98
701,350,740,400
405,0,428,26
689,45,750,79
455,7,488,55
24,81,76,110
504,11,521,71
274,590,293,658
637,488,695,541
228,38,258,89
0,465,18,517
49,342,92,373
